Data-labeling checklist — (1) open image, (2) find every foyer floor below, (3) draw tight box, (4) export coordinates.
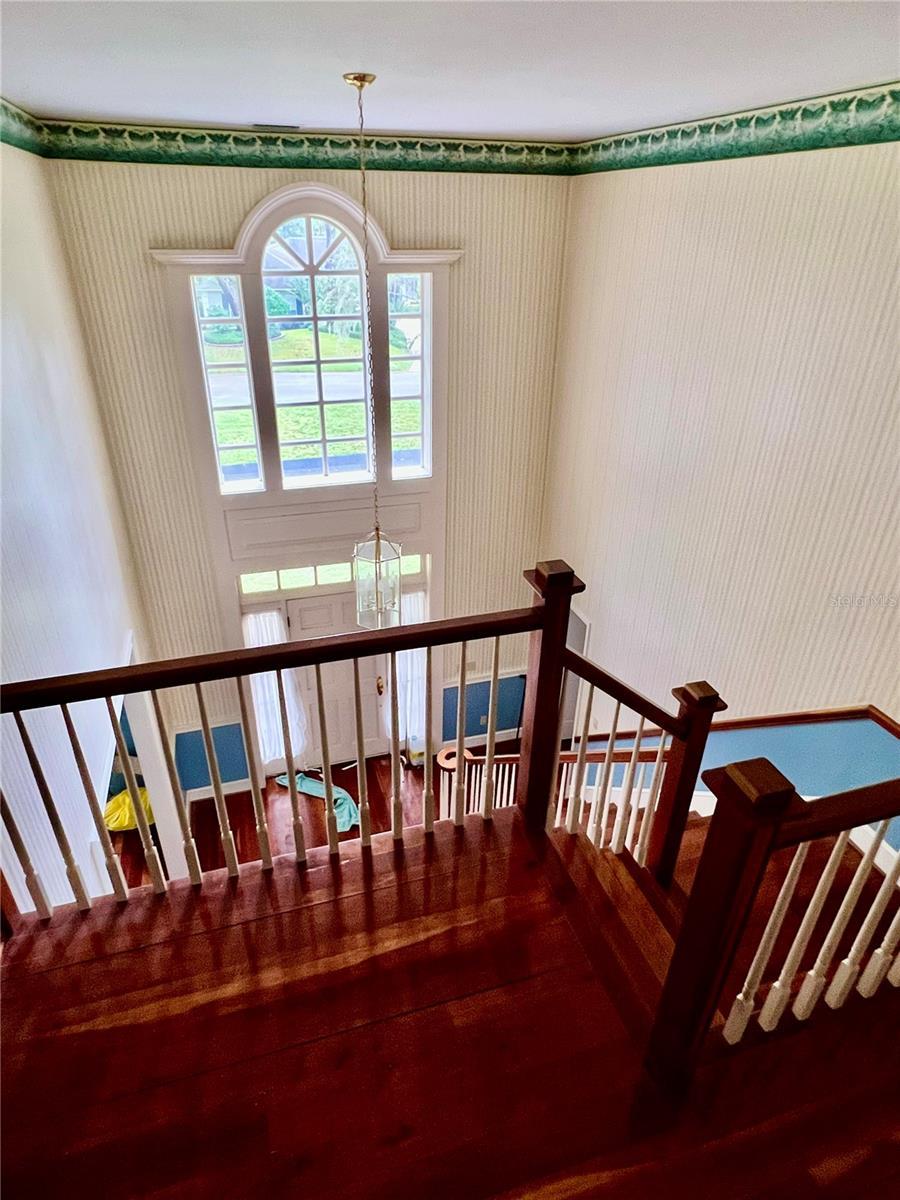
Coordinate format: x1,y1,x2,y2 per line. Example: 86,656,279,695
3,809,899,1199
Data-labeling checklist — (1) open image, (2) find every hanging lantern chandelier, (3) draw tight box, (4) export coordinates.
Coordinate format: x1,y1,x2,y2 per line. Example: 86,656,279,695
345,72,403,630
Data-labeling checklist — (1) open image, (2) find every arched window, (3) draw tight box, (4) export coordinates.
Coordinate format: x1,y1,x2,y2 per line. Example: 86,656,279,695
156,183,458,649
173,185,454,498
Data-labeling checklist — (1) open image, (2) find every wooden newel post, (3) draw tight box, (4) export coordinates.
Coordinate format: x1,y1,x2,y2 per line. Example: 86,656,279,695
0,874,19,941
515,561,584,830
645,758,795,1086
646,680,726,887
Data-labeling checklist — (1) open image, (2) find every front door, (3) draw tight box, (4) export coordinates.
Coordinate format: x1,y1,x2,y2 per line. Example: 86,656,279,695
286,593,389,764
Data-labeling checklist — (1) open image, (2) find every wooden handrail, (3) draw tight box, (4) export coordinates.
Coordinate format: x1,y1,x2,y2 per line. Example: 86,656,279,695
647,758,900,1086
1,606,544,713
772,776,900,848
562,649,687,738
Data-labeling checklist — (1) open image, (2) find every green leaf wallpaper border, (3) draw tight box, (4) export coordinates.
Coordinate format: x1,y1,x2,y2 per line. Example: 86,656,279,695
2,84,898,176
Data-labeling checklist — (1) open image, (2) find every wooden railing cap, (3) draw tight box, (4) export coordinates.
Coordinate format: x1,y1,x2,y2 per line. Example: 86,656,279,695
673,681,728,712
523,561,586,597
702,758,797,812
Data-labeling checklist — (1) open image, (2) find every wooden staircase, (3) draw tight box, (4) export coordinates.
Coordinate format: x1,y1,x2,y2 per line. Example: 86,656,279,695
4,804,898,1199
2,560,898,1197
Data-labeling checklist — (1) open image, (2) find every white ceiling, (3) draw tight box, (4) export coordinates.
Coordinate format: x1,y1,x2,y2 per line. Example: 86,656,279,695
2,1,898,142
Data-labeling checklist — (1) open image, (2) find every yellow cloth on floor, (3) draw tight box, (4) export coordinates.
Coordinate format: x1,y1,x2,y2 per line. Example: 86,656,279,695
104,787,154,831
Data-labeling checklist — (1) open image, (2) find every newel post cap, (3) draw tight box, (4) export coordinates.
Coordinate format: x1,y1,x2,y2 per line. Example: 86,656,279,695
701,758,796,813
672,681,728,714
523,560,586,598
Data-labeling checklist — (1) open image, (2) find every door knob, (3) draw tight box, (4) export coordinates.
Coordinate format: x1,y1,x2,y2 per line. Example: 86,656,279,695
376,674,385,696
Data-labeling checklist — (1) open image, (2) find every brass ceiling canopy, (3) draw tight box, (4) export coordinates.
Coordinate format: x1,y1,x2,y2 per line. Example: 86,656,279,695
343,72,376,90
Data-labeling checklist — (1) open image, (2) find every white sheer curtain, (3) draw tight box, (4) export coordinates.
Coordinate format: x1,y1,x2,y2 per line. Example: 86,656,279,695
386,590,427,762
241,610,310,772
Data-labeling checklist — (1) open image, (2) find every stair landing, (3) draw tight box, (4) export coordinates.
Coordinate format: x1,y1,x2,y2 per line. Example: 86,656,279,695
3,809,898,1199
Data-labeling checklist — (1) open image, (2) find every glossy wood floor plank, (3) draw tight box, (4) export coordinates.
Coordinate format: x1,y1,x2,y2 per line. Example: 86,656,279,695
4,807,898,1200
3,809,523,975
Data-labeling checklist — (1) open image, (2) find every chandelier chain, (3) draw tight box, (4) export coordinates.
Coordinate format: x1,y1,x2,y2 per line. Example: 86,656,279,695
356,84,380,535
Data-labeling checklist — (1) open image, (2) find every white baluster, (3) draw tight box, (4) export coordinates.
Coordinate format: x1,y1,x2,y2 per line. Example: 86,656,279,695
149,691,203,884
759,830,850,1031
104,699,166,894
635,736,668,867
546,670,567,833
61,703,129,900
611,718,644,854
566,684,594,834
857,902,900,997
827,850,900,1006
625,763,647,853
557,762,571,828
440,764,449,822
723,843,810,1044
14,711,92,909
276,669,306,864
423,646,435,833
589,701,620,848
389,651,403,841
482,638,500,821
793,819,889,1018
351,660,372,847
235,677,273,871
195,683,239,878
453,644,467,826
314,665,340,856
1,790,52,920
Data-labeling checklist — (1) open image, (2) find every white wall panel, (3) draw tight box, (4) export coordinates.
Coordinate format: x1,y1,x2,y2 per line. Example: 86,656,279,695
541,143,899,720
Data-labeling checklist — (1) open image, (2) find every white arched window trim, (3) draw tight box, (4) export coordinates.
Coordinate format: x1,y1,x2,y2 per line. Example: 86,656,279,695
152,183,460,661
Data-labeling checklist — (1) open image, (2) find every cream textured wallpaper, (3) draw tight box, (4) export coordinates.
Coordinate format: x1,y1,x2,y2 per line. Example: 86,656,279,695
39,142,899,725
541,143,899,719
47,162,569,695
1,146,141,904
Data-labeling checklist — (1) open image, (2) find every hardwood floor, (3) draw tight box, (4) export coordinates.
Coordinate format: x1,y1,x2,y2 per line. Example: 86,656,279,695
3,806,898,1199
114,754,430,885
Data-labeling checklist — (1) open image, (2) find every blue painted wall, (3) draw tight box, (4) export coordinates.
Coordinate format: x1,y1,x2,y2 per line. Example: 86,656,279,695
107,706,137,797
171,678,529,791
442,674,527,742
579,718,898,795
169,700,898,854
171,677,528,792
697,719,900,794
580,718,900,852
174,724,248,791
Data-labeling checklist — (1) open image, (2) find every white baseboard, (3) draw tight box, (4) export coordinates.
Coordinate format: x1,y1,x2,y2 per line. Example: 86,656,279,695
440,728,521,752
186,777,252,804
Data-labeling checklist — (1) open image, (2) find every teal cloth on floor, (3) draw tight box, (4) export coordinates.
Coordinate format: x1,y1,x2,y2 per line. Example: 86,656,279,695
274,771,360,832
